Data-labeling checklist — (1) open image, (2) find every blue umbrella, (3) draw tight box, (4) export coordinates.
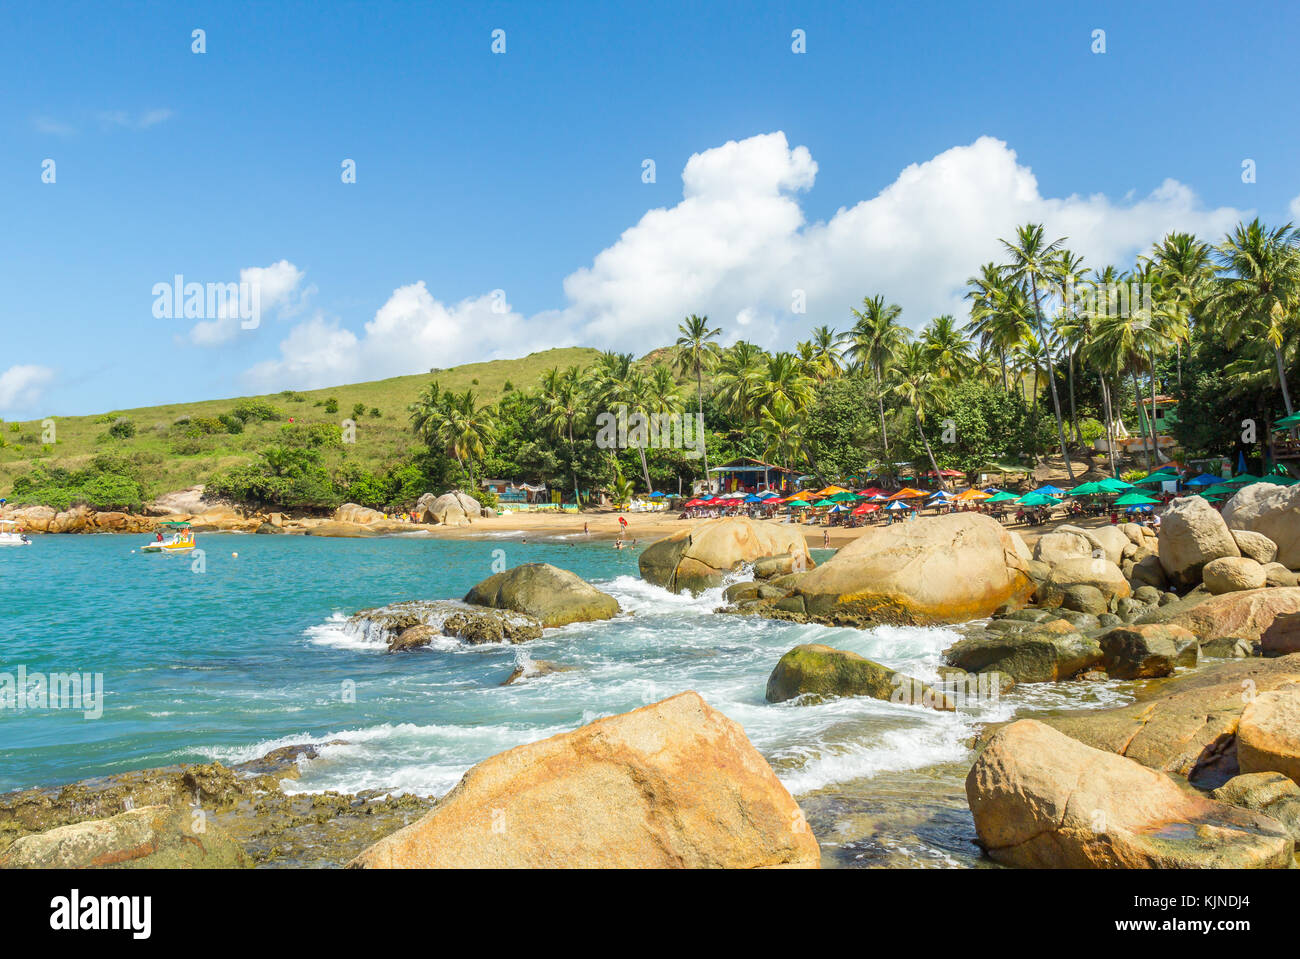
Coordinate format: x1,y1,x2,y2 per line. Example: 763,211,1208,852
1185,473,1220,486
743,494,763,503
649,491,665,497
1034,484,1066,496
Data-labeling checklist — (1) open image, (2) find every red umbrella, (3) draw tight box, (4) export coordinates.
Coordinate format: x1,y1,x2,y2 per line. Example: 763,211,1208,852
851,503,880,515
683,498,706,507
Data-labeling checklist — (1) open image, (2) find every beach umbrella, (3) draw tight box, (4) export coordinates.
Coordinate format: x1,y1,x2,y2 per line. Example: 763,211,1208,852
887,500,911,510
869,493,891,501
784,499,811,509
1263,474,1298,486
829,504,849,513
1274,412,1300,429
954,488,991,501
1016,492,1062,507
1097,477,1133,492
1197,493,1224,502
743,494,763,503
682,498,706,507
828,491,858,502
1222,474,1262,485
851,503,879,515
985,490,1020,503
857,487,888,498
757,490,780,499
812,499,837,508
1033,484,1066,496
1113,492,1159,506
814,485,850,497
1132,470,1177,486
888,487,928,500
1067,481,1104,496
1184,473,1221,486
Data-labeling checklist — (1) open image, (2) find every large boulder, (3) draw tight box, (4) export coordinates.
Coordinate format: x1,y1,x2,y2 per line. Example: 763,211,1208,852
332,502,386,525
1097,624,1198,679
1202,556,1268,594
943,627,1102,683
787,513,1034,626
1035,556,1130,610
465,563,619,628
1158,496,1241,587
1262,611,1300,656
638,517,810,594
0,804,249,869
1170,587,1300,643
1230,529,1279,565
349,692,820,868
1221,483,1300,569
1039,655,1300,783
417,491,487,527
966,720,1293,868
145,485,212,517
1032,528,1093,566
765,644,954,710
1236,682,1300,783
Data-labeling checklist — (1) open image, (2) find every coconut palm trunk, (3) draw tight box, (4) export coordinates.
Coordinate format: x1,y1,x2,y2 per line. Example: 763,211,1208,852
1028,282,1075,480
874,366,890,458
1275,345,1295,416
915,410,945,491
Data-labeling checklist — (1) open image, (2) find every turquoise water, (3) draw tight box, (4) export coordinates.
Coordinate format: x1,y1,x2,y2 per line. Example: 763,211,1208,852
0,530,1132,866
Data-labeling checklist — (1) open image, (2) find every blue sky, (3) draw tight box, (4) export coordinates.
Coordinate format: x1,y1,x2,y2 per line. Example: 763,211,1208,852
3,0,1298,417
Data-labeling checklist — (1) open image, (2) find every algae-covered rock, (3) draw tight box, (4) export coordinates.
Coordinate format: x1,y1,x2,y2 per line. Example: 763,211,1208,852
943,628,1102,684
464,563,619,628
765,644,954,710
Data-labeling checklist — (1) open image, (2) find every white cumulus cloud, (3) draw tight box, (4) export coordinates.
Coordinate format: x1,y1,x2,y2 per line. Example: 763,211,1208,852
245,133,1250,388
0,365,55,415
188,260,308,346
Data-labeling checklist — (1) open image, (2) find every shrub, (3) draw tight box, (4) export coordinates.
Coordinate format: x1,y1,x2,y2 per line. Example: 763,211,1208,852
323,398,339,415
108,418,136,439
369,407,381,418
231,399,282,422
218,413,245,434
351,403,367,420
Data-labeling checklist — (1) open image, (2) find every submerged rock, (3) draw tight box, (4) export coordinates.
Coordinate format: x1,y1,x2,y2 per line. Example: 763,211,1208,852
967,719,1293,868
786,513,1034,626
765,644,954,710
464,563,619,628
347,600,544,649
349,692,820,868
638,517,811,594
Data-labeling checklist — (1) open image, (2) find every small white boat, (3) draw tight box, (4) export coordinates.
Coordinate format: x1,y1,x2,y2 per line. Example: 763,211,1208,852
0,520,32,546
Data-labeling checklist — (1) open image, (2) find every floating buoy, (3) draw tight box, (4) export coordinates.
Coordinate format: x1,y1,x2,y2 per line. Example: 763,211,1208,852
232,552,238,558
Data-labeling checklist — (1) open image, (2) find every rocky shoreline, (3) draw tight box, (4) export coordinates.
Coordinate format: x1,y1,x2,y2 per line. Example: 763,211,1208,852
5,489,1300,869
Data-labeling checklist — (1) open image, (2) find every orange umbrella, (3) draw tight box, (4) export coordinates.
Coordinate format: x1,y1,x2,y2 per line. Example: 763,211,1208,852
814,485,850,497
955,488,992,501
888,487,929,500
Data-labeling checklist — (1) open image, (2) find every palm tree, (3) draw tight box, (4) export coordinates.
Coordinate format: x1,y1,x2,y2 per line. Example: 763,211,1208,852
538,366,585,505
1049,248,1087,442
894,341,951,489
758,403,804,471
712,341,766,423
586,352,657,493
1002,223,1075,480
807,325,844,382
439,390,495,489
921,314,972,379
1151,231,1213,388
845,294,909,464
752,352,816,418
674,315,722,488
1204,218,1300,416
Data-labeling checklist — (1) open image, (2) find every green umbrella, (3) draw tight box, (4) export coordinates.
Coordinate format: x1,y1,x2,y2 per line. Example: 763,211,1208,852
1262,474,1298,486
1098,477,1134,492
785,499,811,509
1222,474,1261,485
1114,492,1160,506
828,491,858,502
812,499,837,508
1017,492,1062,507
1197,493,1224,501
1273,412,1300,428
1068,481,1103,495
985,490,1020,503
1133,470,1178,485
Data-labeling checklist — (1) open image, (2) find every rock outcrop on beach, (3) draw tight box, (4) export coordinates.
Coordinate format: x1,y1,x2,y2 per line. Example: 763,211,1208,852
966,720,1293,868
1221,483,1300,569
786,513,1034,626
943,624,1103,684
1035,556,1131,611
1262,611,1300,656
464,563,620,628
0,804,249,869
638,517,811,594
1168,587,1300,644
1097,624,1199,679
1236,683,1300,783
416,490,487,527
1212,773,1300,840
1202,556,1268,594
349,692,821,869
145,486,212,516
332,503,387,525
1037,654,1300,783
1157,496,1241,588
765,644,954,709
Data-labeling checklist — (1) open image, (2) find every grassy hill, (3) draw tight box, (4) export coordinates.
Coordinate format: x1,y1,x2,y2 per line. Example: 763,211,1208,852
0,347,602,501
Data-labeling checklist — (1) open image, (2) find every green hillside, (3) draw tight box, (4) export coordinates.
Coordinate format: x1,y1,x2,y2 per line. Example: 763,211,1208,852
0,347,601,502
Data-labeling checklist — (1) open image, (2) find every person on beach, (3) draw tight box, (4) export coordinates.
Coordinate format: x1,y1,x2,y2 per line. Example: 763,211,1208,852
583,522,589,536
822,529,830,548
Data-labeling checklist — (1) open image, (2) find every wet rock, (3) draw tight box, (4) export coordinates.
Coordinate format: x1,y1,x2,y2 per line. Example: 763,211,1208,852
502,660,575,686
1212,772,1300,841
1036,557,1130,611
1201,636,1256,659
966,720,1293,868
349,692,820,869
389,625,440,652
0,804,250,869
465,563,619,628
639,518,811,595
943,628,1102,684
1098,624,1199,679
765,644,954,710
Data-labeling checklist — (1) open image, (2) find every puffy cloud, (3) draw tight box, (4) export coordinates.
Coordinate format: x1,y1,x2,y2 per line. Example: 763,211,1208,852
247,133,1249,387
0,365,55,414
188,260,307,346
244,283,558,390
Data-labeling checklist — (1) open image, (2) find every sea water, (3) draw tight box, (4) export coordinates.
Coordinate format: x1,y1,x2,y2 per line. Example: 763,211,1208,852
0,532,1133,867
